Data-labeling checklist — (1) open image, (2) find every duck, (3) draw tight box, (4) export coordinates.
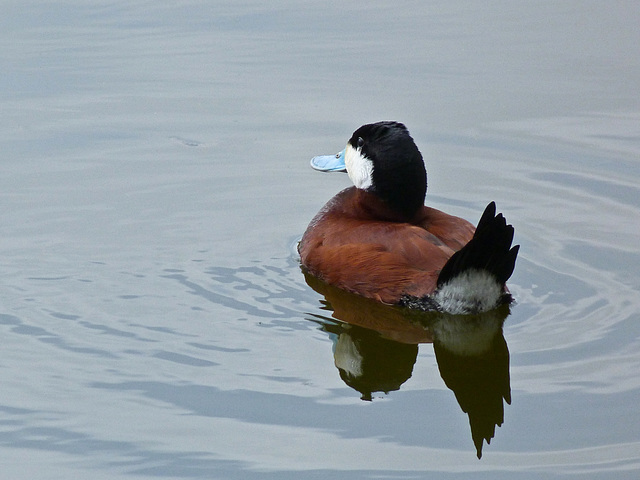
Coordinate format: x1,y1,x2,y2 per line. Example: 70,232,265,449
298,121,519,314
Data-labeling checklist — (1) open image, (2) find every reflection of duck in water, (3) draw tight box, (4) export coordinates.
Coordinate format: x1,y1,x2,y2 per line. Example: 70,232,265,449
305,272,424,401
305,272,511,458
299,121,518,314
431,307,511,458
323,321,418,402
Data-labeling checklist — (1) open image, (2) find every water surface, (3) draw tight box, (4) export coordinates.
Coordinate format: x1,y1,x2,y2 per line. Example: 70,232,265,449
2,1,640,478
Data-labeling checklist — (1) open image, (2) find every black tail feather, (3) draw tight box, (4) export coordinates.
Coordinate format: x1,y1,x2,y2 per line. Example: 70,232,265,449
437,202,519,288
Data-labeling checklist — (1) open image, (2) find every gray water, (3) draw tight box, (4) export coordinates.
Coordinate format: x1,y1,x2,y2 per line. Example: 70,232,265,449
2,1,640,478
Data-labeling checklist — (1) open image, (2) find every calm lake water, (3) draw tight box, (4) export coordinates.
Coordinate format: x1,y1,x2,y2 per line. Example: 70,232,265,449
2,1,640,478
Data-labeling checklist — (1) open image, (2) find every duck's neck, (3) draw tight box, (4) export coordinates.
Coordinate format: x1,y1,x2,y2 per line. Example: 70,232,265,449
356,189,424,223
366,161,427,222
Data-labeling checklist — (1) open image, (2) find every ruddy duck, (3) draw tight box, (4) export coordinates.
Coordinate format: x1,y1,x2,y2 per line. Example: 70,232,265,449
299,121,519,314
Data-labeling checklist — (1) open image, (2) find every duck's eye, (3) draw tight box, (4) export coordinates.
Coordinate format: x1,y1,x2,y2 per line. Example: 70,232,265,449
357,137,364,148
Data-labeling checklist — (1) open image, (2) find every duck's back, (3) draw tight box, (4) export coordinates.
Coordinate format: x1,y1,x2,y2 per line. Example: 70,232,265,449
299,187,475,304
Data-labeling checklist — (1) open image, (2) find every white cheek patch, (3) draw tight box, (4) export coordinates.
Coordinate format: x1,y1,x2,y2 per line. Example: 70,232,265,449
345,144,373,190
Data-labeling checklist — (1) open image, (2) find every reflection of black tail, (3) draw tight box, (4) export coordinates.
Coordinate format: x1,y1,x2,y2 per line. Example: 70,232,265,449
438,202,519,288
434,320,511,459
